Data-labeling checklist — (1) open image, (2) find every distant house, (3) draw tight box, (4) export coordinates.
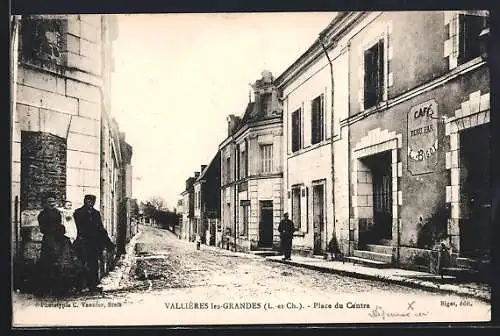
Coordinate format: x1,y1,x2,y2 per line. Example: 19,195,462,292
180,175,196,241
192,152,221,246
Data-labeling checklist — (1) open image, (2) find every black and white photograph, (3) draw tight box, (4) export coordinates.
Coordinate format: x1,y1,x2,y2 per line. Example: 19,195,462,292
10,11,492,326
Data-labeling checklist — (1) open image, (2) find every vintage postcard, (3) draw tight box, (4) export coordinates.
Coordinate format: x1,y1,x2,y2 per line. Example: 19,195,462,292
10,11,492,327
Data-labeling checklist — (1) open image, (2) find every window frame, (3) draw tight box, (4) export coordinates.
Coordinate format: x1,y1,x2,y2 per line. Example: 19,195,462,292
291,186,302,231
311,94,325,145
291,108,302,153
260,144,273,174
363,38,385,110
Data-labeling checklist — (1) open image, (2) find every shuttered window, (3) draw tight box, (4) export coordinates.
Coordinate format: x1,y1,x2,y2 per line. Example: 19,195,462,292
291,186,301,231
364,39,384,109
291,109,302,152
311,94,325,145
260,144,273,173
458,14,487,64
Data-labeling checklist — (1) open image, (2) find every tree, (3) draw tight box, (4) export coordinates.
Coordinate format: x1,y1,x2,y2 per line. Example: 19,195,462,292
146,196,167,211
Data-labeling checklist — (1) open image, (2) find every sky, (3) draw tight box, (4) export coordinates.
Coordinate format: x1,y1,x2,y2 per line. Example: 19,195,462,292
110,12,336,210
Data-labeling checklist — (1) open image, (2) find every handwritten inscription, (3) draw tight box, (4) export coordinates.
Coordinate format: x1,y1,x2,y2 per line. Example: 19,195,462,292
368,301,429,320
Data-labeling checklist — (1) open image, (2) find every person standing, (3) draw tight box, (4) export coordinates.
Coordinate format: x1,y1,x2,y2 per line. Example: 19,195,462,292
278,213,296,261
36,192,85,296
73,194,115,292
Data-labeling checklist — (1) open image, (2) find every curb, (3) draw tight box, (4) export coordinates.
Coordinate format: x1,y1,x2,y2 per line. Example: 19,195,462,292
100,230,142,292
266,258,491,303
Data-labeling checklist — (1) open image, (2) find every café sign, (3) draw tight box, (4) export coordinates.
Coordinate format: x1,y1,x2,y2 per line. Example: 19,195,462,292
407,99,438,175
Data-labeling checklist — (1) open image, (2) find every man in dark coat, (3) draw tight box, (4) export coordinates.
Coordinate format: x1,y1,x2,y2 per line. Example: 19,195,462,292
73,194,115,292
278,212,296,261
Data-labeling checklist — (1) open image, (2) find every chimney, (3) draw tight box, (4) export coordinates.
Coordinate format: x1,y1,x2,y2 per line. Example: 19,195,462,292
194,171,200,178
201,165,207,172
227,115,241,136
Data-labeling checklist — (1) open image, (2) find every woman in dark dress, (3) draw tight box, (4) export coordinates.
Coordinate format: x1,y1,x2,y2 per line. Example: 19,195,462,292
35,192,86,296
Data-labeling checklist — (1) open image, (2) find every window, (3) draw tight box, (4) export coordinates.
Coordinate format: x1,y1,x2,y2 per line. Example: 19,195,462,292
311,94,325,145
240,202,250,236
291,108,302,152
364,39,384,109
239,149,247,178
457,13,488,64
225,157,231,184
291,187,302,231
260,144,273,173
261,93,271,116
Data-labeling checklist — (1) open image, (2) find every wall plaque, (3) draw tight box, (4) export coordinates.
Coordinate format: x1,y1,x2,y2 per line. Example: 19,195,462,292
407,99,439,175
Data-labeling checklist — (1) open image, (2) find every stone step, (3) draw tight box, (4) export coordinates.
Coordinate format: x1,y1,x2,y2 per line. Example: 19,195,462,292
249,250,280,257
353,249,393,263
455,257,479,270
441,267,480,279
378,239,393,246
365,244,393,255
345,256,392,269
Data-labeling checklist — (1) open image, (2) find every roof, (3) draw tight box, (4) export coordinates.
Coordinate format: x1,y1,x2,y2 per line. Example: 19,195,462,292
274,12,359,88
197,151,221,182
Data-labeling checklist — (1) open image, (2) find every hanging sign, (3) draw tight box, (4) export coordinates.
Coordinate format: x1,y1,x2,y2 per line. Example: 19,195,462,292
407,99,439,175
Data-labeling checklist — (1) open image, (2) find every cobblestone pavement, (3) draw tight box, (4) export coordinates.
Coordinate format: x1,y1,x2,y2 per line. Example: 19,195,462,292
12,226,491,326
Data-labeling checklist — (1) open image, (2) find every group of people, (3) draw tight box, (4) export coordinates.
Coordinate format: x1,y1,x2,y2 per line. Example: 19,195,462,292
35,193,116,297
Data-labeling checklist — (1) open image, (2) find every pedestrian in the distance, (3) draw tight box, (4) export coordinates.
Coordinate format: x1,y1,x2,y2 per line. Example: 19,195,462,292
73,194,116,293
278,212,296,261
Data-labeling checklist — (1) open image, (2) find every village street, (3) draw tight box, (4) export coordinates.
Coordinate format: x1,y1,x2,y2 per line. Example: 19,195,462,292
12,225,490,326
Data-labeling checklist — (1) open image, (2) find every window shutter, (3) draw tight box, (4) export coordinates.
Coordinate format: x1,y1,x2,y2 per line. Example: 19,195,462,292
300,186,308,233
376,39,384,103
311,98,318,144
302,103,310,147
239,206,245,235
287,189,292,219
320,93,325,141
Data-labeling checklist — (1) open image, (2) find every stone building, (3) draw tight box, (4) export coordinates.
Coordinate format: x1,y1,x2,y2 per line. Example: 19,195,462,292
277,11,491,274
180,175,196,241
219,71,284,252
192,152,221,246
275,19,346,256
10,14,135,288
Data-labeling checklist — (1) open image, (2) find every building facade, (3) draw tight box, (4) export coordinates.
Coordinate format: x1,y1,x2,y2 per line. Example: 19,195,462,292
344,11,490,272
180,175,196,241
11,14,136,288
220,71,284,252
276,16,350,256
276,11,490,272
193,152,222,246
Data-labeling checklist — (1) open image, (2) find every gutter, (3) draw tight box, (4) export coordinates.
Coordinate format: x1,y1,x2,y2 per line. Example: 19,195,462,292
318,33,336,255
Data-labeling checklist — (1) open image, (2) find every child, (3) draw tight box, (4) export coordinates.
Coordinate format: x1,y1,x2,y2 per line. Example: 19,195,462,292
59,200,78,244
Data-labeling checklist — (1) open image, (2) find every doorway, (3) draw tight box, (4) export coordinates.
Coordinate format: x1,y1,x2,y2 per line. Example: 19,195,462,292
312,182,326,255
259,200,273,248
360,151,393,245
459,123,491,259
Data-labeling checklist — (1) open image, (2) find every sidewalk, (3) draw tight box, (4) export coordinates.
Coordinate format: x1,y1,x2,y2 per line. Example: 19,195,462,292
137,228,491,302
99,230,143,292
265,255,491,302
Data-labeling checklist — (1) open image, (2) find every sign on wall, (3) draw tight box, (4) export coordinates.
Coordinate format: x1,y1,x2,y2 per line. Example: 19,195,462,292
407,99,439,175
